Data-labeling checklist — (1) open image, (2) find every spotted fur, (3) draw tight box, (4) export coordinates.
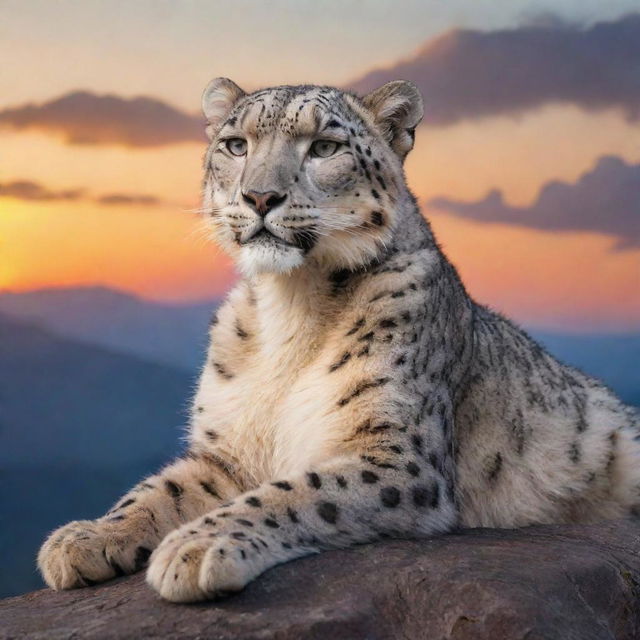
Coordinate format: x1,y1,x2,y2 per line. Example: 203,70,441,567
38,78,640,603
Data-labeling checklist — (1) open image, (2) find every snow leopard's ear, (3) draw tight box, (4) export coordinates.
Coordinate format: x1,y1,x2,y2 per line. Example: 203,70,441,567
361,80,423,160
202,78,246,139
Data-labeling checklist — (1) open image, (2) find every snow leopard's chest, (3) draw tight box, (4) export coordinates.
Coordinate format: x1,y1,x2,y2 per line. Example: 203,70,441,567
190,333,355,487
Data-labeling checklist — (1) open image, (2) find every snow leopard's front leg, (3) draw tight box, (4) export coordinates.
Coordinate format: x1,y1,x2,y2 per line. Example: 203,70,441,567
147,414,456,602
38,453,241,590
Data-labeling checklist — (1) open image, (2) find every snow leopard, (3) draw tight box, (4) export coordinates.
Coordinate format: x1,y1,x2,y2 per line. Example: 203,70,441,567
38,78,640,602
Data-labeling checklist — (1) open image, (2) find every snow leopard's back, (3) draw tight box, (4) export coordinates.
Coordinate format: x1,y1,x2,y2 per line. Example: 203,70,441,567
455,304,640,528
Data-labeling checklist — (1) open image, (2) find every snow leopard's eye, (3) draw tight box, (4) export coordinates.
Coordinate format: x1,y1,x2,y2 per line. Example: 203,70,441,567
310,140,339,158
225,138,247,156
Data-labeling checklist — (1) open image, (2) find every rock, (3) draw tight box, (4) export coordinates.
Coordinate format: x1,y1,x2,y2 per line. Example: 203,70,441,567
2,519,640,639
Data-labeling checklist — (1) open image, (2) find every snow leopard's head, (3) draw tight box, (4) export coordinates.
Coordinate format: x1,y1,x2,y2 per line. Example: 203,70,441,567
201,78,423,277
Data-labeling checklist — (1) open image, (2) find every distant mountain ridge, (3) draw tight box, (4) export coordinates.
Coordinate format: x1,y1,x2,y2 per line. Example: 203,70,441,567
0,286,637,407
534,331,640,408
0,286,220,370
0,312,192,466
0,313,195,598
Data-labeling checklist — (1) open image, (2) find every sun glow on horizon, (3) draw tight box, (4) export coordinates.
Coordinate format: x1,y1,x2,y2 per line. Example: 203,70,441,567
0,199,236,302
2,78,639,331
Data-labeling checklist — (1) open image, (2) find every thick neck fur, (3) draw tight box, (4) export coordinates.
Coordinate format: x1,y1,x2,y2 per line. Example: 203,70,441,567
252,268,331,369
249,189,441,358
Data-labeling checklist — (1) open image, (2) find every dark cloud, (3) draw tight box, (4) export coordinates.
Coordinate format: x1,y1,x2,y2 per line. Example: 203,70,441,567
349,14,640,126
428,155,640,250
0,179,163,207
0,91,205,147
0,180,83,201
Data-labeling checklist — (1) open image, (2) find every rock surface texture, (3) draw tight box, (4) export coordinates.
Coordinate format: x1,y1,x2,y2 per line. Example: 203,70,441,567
2,520,640,640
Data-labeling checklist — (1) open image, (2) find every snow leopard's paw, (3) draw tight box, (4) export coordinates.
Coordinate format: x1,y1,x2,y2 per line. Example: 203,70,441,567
147,523,260,602
38,518,154,590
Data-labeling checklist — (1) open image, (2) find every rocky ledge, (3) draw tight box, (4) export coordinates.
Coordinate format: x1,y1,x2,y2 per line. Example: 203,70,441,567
2,519,640,640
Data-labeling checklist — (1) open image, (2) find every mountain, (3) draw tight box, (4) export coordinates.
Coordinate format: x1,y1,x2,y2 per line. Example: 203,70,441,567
532,331,640,408
0,286,636,408
0,286,220,370
0,313,194,466
0,286,636,407
0,314,195,597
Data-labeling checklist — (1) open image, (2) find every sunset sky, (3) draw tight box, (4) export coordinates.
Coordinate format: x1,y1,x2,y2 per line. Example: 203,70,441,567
1,0,639,332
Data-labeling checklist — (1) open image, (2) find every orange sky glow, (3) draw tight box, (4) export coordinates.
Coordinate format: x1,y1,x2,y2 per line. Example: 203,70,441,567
1,2,639,333
2,108,639,331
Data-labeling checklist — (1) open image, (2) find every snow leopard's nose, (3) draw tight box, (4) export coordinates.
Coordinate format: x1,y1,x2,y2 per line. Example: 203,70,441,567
242,190,287,217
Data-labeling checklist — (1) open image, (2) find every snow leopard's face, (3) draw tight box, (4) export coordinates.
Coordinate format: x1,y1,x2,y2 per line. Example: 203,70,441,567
201,79,423,277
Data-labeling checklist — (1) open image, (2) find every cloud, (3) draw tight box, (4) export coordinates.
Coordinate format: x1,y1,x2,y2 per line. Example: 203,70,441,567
97,193,159,206
0,180,84,201
0,91,205,147
428,155,640,250
349,14,640,126
0,179,163,207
